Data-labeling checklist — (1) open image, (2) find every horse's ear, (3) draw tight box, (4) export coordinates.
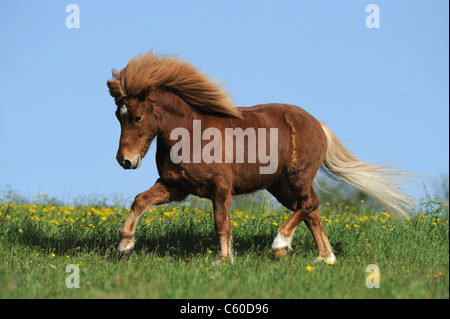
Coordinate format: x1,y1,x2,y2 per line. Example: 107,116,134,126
107,69,125,100
107,80,121,98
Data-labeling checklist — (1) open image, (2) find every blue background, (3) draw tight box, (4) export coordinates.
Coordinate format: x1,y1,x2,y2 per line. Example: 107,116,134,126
0,1,448,204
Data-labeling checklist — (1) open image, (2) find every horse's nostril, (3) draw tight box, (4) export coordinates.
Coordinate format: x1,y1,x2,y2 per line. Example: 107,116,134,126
123,159,132,169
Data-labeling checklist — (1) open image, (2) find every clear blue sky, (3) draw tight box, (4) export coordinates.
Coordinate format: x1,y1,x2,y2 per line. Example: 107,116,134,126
0,0,448,204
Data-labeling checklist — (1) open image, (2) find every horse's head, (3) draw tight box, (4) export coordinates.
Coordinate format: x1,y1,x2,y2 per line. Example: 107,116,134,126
109,86,159,170
107,50,241,170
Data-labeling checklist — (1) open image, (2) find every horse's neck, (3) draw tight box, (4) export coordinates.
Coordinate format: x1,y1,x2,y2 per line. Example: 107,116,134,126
152,88,193,140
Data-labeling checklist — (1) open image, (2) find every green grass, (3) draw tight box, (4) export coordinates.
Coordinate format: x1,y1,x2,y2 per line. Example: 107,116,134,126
0,194,448,299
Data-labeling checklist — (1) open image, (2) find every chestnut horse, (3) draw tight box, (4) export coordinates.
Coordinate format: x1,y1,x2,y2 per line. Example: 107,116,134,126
107,51,414,263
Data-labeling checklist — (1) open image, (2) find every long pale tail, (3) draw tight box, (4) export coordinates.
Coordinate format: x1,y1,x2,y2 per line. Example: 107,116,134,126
320,122,415,217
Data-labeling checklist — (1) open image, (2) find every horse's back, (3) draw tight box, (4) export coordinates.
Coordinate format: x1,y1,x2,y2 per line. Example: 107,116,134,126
239,103,327,158
239,103,325,135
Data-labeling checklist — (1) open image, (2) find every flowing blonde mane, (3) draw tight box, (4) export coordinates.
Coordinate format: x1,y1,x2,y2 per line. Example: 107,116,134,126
107,51,241,118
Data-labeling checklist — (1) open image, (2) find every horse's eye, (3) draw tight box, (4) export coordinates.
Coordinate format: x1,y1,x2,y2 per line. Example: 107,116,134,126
135,116,142,123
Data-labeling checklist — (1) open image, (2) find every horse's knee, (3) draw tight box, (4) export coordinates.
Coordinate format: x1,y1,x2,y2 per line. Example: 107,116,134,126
130,193,148,213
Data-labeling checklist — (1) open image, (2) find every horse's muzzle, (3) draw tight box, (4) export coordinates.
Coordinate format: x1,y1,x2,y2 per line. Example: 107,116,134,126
120,156,141,169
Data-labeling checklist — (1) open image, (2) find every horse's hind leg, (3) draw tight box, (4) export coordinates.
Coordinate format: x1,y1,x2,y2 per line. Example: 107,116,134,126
271,210,302,257
267,182,298,257
304,209,336,263
268,182,316,257
118,180,186,258
268,182,335,262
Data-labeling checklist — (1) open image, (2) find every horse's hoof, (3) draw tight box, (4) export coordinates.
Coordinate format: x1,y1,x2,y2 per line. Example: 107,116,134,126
118,248,134,260
117,239,135,260
272,248,287,259
314,252,337,264
212,256,233,265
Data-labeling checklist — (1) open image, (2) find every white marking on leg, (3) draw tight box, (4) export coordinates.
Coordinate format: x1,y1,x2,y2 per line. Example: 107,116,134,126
315,243,337,263
229,234,235,263
315,253,337,263
117,238,135,254
271,230,293,251
213,234,234,265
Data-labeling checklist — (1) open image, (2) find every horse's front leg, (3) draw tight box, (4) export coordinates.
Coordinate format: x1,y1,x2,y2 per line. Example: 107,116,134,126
211,181,233,264
118,180,186,258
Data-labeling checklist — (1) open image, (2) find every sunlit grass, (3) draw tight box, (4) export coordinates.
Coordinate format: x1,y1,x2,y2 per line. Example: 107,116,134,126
0,192,448,298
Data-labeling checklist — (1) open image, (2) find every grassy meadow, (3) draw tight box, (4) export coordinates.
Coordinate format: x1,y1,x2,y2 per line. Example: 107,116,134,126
0,191,448,299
